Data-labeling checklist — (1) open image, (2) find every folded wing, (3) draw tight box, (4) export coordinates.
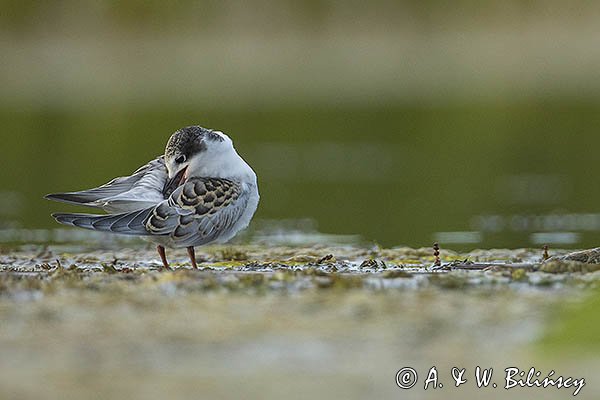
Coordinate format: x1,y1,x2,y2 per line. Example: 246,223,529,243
45,156,167,212
52,178,249,248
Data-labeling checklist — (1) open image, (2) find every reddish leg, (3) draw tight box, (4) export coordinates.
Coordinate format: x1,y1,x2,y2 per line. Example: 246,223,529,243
157,245,170,270
187,246,198,269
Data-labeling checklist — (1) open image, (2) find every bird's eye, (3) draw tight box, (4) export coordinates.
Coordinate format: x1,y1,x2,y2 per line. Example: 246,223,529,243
175,155,186,164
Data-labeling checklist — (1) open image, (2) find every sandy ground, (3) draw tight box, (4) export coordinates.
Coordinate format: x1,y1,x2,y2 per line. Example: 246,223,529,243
0,243,598,400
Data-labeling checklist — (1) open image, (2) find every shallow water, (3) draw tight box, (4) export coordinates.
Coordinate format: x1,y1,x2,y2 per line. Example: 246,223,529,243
3,100,600,250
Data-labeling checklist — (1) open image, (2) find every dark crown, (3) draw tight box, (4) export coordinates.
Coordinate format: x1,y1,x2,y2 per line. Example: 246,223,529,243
165,126,224,159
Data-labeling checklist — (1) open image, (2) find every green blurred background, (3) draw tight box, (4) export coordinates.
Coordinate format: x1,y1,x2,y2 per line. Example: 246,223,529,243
2,0,600,249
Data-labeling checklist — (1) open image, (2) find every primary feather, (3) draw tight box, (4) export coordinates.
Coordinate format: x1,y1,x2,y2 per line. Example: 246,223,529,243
45,156,167,212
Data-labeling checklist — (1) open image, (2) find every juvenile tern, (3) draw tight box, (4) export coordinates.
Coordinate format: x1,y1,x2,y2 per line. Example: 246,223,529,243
46,125,259,269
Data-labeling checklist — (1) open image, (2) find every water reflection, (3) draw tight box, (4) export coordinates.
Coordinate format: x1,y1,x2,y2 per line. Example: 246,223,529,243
0,219,362,247
472,213,600,233
433,231,482,245
530,232,580,245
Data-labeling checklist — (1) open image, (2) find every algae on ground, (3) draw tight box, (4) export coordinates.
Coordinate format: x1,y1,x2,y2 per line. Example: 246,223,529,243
1,244,600,400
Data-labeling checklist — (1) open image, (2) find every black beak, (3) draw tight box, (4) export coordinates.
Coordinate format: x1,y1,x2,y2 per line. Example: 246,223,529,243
162,167,188,197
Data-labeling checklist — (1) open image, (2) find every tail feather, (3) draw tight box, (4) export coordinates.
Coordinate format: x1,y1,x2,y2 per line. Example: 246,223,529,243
52,209,154,236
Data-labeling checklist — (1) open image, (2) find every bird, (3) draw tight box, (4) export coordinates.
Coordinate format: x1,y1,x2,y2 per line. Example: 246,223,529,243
45,125,259,270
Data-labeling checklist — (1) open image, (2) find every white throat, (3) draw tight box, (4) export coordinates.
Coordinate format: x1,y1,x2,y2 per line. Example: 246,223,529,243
188,147,256,183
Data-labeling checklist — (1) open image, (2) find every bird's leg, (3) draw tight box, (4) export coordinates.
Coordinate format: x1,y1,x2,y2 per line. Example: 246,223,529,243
187,246,198,269
156,245,170,270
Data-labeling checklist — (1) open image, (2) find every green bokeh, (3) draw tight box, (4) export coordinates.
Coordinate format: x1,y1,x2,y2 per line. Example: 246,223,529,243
2,99,600,248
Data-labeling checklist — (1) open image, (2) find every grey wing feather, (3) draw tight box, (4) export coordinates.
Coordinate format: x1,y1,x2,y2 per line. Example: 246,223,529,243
51,178,250,246
45,156,167,212
52,208,154,236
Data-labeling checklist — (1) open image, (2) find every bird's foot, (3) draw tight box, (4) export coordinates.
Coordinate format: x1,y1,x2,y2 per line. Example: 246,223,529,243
156,245,171,271
187,246,198,269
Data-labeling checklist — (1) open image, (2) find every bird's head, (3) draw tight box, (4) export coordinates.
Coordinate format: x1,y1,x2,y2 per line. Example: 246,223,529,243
164,125,234,182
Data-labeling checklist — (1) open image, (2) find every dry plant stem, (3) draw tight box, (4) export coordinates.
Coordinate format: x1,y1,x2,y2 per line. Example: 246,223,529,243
433,242,441,267
543,245,550,261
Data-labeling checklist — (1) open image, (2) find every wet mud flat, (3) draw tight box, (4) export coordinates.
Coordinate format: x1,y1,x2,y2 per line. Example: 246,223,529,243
1,243,599,400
